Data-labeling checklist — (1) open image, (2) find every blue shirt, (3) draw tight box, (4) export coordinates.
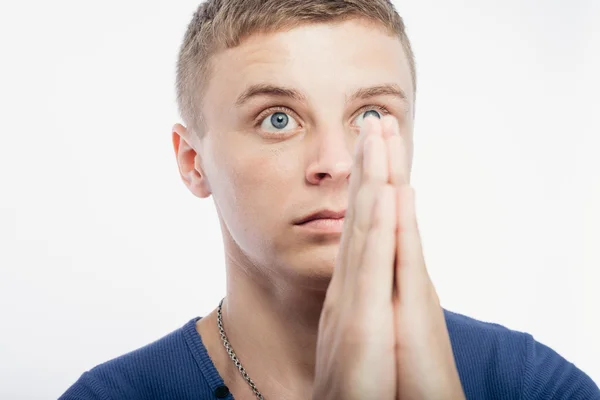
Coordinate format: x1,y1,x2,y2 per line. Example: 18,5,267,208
59,309,600,399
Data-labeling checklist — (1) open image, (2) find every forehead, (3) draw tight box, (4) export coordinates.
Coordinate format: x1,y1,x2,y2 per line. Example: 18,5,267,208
204,18,414,113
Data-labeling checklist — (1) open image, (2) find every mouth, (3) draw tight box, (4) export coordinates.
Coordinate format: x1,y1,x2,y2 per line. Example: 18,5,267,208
298,217,344,226
294,211,346,234
294,209,346,225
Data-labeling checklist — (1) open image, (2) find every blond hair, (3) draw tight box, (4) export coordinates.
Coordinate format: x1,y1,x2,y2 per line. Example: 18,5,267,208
176,0,416,136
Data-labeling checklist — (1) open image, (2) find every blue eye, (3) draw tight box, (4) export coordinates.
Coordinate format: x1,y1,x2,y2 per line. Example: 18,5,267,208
260,111,299,133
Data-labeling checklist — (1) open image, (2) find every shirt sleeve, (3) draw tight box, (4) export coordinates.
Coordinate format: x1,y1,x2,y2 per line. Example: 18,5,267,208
521,333,600,399
58,371,112,400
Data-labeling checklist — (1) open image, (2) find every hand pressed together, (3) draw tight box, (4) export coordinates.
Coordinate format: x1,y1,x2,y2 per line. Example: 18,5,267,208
312,115,466,400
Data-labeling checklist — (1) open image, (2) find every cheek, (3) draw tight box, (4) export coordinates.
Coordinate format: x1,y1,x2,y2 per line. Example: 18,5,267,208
231,157,271,197
219,149,298,225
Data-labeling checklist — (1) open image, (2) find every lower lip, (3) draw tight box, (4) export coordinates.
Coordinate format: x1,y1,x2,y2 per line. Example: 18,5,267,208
296,218,345,234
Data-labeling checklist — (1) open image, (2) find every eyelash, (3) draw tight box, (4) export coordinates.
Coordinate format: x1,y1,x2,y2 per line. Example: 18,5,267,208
255,105,392,130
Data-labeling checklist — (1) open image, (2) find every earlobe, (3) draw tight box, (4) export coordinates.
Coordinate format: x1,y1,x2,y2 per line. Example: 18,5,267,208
171,123,212,199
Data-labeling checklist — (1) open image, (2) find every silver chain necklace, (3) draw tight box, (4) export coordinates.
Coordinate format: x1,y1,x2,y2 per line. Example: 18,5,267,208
217,297,265,400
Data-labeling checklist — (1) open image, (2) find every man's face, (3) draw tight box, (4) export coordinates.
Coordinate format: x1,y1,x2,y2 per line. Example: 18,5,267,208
181,18,414,280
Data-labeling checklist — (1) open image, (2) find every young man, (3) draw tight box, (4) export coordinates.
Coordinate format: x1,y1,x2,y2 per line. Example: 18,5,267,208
60,0,599,399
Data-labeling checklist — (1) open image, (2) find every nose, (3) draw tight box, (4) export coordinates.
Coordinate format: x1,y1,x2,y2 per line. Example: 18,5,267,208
305,128,354,186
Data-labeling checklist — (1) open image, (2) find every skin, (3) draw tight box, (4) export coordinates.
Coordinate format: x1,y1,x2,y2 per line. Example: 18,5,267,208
172,17,462,399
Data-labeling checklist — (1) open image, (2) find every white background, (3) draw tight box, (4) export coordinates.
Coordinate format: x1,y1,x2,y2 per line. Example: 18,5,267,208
0,0,598,398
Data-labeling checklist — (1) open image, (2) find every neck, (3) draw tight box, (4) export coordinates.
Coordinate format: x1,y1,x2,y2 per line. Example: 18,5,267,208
217,256,330,399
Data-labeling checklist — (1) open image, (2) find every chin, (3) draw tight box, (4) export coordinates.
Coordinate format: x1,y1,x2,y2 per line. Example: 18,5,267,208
287,243,339,276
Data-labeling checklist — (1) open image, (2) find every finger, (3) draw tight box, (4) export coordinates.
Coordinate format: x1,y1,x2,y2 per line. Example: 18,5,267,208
375,113,431,299
378,115,428,295
330,116,382,295
381,114,397,140
382,116,409,187
395,186,431,301
352,184,397,314
344,123,389,297
343,115,382,231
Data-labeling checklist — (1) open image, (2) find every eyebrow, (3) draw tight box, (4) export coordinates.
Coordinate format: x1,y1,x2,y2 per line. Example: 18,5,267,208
234,83,408,107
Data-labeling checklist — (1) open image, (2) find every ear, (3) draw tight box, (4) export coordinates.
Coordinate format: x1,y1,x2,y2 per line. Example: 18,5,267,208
172,123,212,198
